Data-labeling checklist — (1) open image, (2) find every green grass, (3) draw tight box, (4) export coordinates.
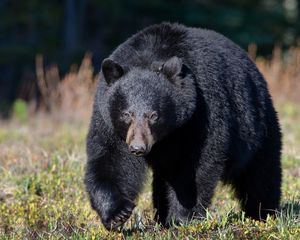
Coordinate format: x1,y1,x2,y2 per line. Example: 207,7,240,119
0,103,300,239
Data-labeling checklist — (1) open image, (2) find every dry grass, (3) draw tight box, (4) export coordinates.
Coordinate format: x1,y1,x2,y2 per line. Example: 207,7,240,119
249,44,300,103
33,52,97,122
29,44,300,121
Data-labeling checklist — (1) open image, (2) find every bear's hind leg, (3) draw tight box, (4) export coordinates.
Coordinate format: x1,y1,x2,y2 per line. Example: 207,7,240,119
232,145,281,220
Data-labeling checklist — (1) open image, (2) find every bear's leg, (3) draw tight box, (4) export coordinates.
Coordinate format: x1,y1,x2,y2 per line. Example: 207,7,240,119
153,167,218,226
152,172,169,224
152,171,198,226
85,150,147,230
233,146,281,220
164,179,200,226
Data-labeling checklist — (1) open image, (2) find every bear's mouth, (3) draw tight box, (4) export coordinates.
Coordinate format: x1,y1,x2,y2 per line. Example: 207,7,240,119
133,152,145,157
130,149,147,157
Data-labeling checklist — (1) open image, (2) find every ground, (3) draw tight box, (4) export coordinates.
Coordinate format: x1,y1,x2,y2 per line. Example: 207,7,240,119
0,102,299,239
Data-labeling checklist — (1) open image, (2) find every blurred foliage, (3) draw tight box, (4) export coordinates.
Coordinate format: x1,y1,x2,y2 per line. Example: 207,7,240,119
0,0,299,111
1,0,298,60
12,99,28,123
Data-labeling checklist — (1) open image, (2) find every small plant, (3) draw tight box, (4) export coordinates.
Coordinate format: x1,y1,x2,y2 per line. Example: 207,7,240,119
12,99,28,122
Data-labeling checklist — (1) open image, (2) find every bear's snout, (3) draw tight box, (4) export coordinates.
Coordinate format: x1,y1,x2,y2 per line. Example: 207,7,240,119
126,120,154,157
129,144,146,157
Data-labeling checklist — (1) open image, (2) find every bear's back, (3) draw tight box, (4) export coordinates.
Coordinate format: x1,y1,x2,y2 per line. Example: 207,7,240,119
109,23,189,68
109,22,247,71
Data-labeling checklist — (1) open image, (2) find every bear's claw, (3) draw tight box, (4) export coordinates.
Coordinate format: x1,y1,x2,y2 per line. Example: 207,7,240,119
103,201,135,231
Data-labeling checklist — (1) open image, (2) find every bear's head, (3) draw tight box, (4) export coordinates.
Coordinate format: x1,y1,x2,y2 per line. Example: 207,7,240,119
101,56,197,157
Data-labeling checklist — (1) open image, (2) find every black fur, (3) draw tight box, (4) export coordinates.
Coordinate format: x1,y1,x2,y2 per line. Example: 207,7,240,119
85,23,282,230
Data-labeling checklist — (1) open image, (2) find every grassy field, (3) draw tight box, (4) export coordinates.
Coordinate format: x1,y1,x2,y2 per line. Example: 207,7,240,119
0,101,300,239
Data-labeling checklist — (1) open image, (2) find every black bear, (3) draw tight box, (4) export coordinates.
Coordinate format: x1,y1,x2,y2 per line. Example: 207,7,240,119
85,23,281,230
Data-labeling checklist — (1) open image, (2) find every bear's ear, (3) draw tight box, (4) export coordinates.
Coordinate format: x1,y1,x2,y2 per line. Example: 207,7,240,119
161,56,191,86
161,56,182,79
101,58,124,85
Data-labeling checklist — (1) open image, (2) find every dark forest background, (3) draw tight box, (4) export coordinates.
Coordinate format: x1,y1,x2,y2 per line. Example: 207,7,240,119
0,0,299,115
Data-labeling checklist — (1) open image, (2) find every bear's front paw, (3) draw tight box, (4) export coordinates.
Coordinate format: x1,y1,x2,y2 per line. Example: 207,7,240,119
102,199,135,231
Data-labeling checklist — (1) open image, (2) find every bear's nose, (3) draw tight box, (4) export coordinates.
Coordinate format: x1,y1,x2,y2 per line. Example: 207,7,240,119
129,145,146,157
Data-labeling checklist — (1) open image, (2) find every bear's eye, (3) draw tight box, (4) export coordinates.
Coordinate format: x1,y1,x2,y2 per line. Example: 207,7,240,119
148,111,158,123
121,111,132,123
